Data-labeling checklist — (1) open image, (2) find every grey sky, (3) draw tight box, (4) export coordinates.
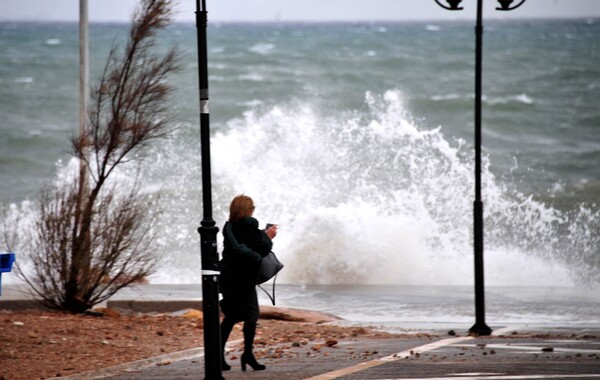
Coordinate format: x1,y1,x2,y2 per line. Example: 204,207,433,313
0,0,599,22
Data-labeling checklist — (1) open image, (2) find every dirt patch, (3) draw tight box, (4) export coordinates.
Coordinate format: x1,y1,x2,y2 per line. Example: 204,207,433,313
0,308,406,380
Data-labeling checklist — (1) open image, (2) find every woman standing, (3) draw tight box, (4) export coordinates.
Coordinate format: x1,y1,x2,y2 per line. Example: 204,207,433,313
219,194,277,371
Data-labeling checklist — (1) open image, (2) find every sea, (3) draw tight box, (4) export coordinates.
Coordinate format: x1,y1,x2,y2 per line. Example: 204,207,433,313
0,19,598,329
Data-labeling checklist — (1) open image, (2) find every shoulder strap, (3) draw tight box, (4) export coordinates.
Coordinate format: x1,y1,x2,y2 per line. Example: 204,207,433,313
257,274,278,305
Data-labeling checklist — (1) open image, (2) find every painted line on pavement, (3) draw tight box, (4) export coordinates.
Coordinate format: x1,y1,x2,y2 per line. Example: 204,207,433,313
377,375,600,380
492,325,522,336
456,343,600,354
303,336,474,380
304,326,525,380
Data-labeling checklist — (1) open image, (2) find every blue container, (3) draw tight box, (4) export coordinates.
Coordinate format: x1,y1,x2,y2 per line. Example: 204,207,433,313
0,253,15,273
0,253,16,296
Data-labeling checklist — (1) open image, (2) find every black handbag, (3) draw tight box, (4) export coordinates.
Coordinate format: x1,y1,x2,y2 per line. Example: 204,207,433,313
256,251,284,284
256,251,284,305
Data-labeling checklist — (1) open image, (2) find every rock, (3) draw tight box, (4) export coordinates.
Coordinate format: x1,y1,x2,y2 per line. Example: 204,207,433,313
325,339,338,347
84,310,105,317
448,330,456,336
260,306,342,323
92,308,121,318
181,309,203,320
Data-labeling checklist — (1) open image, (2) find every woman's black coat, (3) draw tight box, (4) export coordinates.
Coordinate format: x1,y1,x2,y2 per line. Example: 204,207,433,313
219,217,272,322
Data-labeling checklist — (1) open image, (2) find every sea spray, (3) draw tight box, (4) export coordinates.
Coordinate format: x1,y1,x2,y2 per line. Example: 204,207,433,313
3,90,598,286
208,90,594,286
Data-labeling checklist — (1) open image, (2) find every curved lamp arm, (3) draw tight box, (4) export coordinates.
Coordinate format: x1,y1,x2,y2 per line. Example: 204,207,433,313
496,0,527,11
434,0,463,10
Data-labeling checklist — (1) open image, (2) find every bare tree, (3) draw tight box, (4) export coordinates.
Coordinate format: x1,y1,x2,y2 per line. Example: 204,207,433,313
16,0,180,313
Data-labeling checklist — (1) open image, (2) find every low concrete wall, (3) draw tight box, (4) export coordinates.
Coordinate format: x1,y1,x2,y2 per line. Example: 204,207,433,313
0,299,48,311
107,300,204,313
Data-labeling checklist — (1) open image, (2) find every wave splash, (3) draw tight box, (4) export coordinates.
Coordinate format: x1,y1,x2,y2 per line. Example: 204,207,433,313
210,90,598,286
4,90,598,287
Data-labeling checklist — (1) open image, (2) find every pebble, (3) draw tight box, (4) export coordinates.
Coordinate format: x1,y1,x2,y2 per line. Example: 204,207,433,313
325,339,338,347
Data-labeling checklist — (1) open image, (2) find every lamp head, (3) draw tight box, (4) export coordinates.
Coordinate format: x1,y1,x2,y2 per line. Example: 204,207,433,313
496,0,527,11
433,0,463,10
497,0,514,10
446,0,463,9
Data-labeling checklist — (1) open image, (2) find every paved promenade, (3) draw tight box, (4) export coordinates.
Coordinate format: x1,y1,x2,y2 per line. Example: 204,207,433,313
63,326,600,380
3,285,599,379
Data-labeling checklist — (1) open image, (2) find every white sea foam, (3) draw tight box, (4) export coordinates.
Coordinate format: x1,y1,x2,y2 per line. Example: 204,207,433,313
45,38,61,46
14,77,33,84
238,73,265,81
486,93,534,105
4,90,597,287
431,93,462,101
515,93,533,104
248,43,275,55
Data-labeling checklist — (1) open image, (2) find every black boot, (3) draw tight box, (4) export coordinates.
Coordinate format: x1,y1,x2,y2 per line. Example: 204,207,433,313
241,321,265,371
220,318,235,371
241,352,266,371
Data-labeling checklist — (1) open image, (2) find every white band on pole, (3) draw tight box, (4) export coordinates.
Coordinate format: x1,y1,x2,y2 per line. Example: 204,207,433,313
200,99,209,114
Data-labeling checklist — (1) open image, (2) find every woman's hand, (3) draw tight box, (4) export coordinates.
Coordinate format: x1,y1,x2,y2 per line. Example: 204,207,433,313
265,224,278,240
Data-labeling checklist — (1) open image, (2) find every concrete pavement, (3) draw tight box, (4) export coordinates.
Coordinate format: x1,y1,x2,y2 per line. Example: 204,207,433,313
61,326,600,380
3,286,598,379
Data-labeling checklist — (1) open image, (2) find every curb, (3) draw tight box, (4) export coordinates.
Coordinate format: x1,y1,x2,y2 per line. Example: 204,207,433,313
0,299,47,311
107,300,204,314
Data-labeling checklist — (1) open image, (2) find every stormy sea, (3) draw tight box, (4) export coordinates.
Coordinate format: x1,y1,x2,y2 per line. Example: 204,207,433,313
1,19,598,328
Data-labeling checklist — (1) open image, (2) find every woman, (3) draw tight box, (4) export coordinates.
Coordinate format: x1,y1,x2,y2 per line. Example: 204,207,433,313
219,194,277,371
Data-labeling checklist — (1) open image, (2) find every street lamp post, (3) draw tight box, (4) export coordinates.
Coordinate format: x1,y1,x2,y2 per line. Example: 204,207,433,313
195,0,224,379
432,0,527,336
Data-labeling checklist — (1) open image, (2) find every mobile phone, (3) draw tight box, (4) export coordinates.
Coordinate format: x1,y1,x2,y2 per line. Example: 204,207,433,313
266,223,275,229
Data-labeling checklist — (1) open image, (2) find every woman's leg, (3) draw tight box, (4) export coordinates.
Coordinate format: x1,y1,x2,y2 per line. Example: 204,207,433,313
241,320,266,371
220,316,235,370
242,320,257,355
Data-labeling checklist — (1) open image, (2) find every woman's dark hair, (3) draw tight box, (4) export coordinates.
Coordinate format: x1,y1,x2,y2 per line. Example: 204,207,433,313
229,194,254,222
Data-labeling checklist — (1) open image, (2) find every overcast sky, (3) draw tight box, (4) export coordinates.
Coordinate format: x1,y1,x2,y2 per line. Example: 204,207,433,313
1,0,599,22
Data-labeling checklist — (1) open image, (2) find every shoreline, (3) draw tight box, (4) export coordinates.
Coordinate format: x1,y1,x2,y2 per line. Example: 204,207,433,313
3,283,600,330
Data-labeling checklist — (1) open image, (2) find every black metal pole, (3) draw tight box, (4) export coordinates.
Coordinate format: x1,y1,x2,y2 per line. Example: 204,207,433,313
195,0,224,378
469,0,492,336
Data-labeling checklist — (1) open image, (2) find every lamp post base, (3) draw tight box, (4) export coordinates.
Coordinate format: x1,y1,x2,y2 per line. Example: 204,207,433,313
469,322,492,336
